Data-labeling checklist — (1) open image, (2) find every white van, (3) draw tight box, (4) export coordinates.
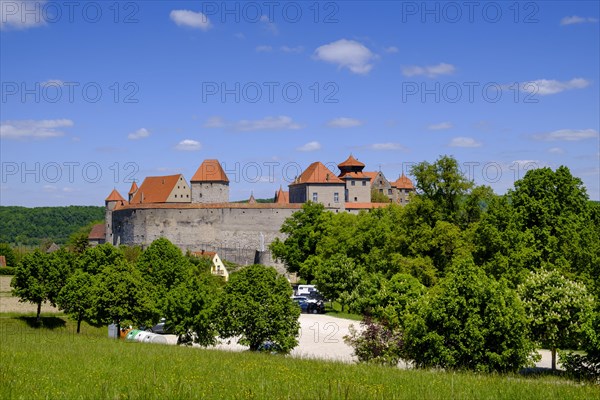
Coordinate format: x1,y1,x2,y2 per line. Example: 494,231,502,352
296,284,316,296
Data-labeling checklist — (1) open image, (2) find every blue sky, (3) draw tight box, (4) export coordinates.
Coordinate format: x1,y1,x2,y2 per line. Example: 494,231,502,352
1,0,599,206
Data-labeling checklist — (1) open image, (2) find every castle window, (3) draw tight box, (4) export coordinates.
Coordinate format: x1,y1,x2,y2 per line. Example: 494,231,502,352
351,181,355,186
388,189,392,195
362,181,366,186
334,192,339,203
175,194,177,198
312,192,318,202
354,197,358,201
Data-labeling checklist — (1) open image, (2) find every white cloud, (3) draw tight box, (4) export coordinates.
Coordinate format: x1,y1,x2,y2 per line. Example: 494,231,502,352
560,16,598,25
0,119,73,139
204,116,226,128
204,116,302,132
366,143,406,151
297,141,321,152
522,78,590,95
128,128,150,140
236,116,301,131
448,137,482,148
384,46,398,53
281,45,304,53
256,45,272,52
428,121,453,130
260,15,278,35
174,139,202,151
314,39,376,75
402,62,456,78
533,129,598,141
0,0,47,30
327,117,364,128
548,147,565,154
170,10,211,31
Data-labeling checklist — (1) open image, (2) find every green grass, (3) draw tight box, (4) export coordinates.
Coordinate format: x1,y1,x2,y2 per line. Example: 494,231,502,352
1,314,598,399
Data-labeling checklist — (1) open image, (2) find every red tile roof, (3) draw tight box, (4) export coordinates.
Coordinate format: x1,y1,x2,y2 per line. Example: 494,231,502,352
128,181,138,195
105,189,126,202
113,202,303,211
274,187,289,204
363,171,378,184
292,162,344,185
88,223,106,240
191,159,229,183
339,171,370,179
190,250,217,258
130,174,184,204
345,202,389,209
391,173,415,189
338,155,365,168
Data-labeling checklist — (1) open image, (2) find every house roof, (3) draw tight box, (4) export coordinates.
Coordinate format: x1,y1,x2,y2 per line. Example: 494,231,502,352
128,181,138,195
130,174,184,204
391,173,415,189
274,187,289,204
338,155,365,169
113,202,303,211
190,250,217,258
88,224,106,240
363,171,379,184
105,189,126,202
339,171,370,180
292,162,344,185
345,202,389,210
191,159,229,183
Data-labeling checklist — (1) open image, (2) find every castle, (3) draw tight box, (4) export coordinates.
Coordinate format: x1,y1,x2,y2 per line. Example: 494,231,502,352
94,156,415,269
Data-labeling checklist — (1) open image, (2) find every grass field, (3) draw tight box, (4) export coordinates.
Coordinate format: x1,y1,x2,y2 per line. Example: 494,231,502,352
1,314,598,399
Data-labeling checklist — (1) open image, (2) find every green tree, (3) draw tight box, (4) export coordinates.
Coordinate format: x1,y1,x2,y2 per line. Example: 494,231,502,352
78,243,125,275
410,155,473,225
216,265,300,352
403,260,535,372
270,202,330,282
314,254,362,311
11,249,73,322
162,274,222,346
57,269,95,333
136,238,191,292
0,243,16,267
518,269,595,370
91,261,157,331
371,188,390,203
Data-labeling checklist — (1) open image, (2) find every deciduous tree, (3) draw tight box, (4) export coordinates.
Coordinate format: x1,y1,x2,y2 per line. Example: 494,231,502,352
216,265,300,353
518,269,595,370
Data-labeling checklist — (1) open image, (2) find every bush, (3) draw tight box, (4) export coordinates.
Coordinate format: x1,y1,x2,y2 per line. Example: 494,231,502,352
561,352,600,384
344,317,404,366
403,260,535,372
0,267,15,275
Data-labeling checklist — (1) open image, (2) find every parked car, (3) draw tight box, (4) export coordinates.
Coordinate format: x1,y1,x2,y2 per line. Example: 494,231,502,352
140,318,173,334
292,296,326,314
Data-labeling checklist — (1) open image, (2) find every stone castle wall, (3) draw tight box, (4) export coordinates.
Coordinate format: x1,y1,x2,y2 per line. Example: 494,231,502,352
191,182,229,203
110,205,298,274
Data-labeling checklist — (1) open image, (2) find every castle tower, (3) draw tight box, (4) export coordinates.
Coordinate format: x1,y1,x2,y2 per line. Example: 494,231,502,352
190,159,230,203
338,155,370,203
391,173,415,204
105,189,126,245
128,181,138,202
248,192,256,204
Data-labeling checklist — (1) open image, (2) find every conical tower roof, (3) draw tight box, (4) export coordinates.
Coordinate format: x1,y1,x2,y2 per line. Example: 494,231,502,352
105,189,126,202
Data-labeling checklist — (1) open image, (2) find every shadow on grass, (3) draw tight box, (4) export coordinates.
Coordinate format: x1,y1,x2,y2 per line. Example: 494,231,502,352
18,315,67,330
519,367,566,379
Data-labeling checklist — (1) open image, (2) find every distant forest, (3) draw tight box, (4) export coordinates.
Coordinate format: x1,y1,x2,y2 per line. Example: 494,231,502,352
0,206,104,245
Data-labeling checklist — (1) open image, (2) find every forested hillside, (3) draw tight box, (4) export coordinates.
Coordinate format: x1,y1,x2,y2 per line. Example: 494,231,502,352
0,206,104,245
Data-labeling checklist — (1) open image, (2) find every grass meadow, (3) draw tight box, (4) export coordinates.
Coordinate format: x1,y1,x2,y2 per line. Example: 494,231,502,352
1,313,598,400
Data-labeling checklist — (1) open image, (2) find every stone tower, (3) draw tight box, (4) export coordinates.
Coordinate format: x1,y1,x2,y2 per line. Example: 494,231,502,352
104,189,126,245
190,159,230,203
